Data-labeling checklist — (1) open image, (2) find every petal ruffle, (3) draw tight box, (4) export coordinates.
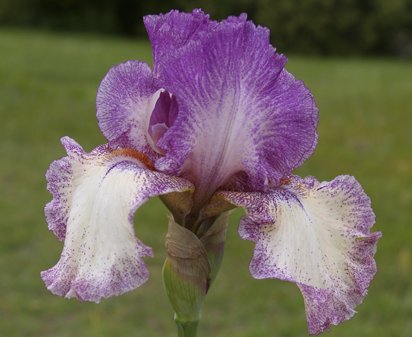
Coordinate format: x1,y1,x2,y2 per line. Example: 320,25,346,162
144,9,213,74
154,14,318,206
96,60,162,156
219,175,381,334
42,137,193,302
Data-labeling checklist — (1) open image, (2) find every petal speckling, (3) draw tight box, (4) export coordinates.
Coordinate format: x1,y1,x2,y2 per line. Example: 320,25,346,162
42,137,193,302
219,175,381,334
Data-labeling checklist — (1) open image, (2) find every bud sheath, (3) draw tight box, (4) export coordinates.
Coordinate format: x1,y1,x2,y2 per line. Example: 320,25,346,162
163,214,230,336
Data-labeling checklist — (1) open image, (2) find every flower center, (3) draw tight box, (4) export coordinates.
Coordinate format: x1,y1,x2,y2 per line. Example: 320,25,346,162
147,90,178,152
110,148,154,170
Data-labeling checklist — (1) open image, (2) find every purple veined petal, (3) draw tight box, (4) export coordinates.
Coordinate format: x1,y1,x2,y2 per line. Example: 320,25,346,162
219,175,381,335
144,9,214,74
42,137,193,303
96,60,174,157
155,15,318,207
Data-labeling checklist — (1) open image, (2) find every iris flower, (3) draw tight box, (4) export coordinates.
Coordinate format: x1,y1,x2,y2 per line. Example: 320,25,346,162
42,10,381,336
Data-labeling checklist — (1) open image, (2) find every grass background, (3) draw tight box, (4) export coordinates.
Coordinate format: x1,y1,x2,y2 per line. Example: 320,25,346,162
0,28,411,337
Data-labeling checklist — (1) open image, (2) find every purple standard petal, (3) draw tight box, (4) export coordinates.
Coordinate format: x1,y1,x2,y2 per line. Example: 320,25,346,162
144,9,214,74
42,137,193,303
219,175,381,335
155,15,318,207
96,60,173,156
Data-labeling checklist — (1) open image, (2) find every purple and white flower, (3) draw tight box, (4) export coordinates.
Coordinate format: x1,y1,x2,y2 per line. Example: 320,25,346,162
42,10,380,335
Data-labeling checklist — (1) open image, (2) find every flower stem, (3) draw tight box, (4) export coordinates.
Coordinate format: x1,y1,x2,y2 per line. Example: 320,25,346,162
176,320,199,337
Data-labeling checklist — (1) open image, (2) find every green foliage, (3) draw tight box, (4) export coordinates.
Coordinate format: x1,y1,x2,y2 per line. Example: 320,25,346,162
1,28,411,336
0,0,411,55
255,0,412,56
0,0,177,35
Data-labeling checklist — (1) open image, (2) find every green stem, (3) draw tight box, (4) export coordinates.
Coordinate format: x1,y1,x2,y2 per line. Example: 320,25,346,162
176,320,199,337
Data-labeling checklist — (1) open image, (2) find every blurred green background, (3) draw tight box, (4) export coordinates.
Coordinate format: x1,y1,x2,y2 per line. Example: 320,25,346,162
0,1,411,337
1,0,412,56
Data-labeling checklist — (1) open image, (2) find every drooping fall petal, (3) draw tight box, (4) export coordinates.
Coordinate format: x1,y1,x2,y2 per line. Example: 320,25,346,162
219,175,381,334
42,137,193,302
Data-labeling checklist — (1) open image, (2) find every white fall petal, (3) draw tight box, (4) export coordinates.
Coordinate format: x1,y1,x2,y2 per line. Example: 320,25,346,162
41,137,193,302
219,175,381,334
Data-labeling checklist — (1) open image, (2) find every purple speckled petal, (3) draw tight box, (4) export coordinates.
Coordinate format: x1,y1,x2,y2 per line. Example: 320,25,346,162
144,9,214,74
96,60,165,156
154,14,318,207
219,175,381,335
42,137,193,303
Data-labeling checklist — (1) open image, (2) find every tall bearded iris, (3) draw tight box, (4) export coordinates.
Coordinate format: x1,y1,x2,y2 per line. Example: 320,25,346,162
41,10,381,336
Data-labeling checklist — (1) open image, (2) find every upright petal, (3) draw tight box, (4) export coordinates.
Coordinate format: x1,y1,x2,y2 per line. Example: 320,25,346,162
96,60,172,156
155,15,318,206
42,137,193,302
219,175,381,334
144,9,214,73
